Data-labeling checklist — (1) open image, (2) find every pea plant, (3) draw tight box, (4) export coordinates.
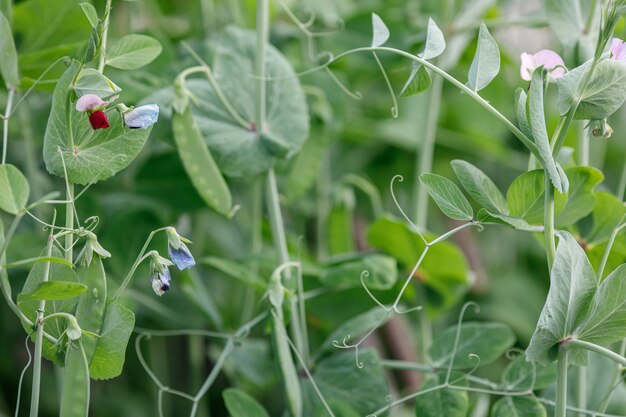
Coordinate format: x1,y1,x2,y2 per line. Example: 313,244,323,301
2,0,626,416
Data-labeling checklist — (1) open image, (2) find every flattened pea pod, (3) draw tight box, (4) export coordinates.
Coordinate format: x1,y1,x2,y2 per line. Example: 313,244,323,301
59,341,90,417
74,257,107,362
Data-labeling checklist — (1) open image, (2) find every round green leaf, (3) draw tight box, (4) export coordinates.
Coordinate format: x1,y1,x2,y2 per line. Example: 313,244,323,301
106,34,162,70
420,173,473,221
490,397,546,417
0,164,29,214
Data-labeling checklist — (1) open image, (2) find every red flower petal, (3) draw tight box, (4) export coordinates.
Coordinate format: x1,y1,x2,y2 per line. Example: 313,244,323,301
89,111,110,130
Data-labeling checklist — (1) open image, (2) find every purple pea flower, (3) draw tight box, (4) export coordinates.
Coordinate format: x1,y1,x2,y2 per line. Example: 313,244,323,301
520,50,566,81
149,251,174,296
609,38,626,62
118,104,159,129
166,227,195,271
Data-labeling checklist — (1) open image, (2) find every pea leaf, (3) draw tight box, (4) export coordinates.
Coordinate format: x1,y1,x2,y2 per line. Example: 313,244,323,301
43,60,152,185
420,173,473,221
371,13,389,47
0,11,19,87
490,397,547,417
526,231,597,366
223,388,269,417
420,18,446,59
507,170,567,225
73,68,121,98
400,63,432,97
106,34,162,70
415,373,468,417
428,322,515,369
172,104,233,217
467,23,500,92
451,160,507,214
555,166,603,228
501,355,557,390
79,3,98,29
515,88,532,141
544,0,583,47
320,254,397,290
0,164,29,215
318,307,393,354
74,258,107,363
19,281,87,300
583,192,625,245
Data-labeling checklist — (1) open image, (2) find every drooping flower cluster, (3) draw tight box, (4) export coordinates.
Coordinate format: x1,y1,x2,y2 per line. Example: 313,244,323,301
148,227,196,296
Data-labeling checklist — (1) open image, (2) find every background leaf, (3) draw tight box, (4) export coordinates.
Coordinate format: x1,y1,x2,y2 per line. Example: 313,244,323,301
0,164,29,215
415,373,468,417
467,23,500,92
451,159,507,214
223,388,269,417
420,173,473,221
490,397,546,417
0,11,19,87
106,34,162,70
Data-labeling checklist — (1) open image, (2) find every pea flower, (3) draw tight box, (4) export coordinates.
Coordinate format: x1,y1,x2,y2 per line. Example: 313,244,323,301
117,103,159,129
166,227,195,270
80,231,112,266
149,251,174,296
520,50,566,81
75,94,114,130
609,38,626,62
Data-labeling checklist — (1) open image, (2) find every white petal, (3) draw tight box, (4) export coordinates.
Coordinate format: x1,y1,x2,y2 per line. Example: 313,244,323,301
123,104,159,128
76,94,105,112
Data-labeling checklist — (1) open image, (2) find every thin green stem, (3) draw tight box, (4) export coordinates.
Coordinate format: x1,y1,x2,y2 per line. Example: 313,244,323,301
577,122,590,166
414,75,443,228
29,233,54,417
597,218,626,280
64,184,74,263
556,347,569,417
97,0,113,73
575,366,586,417
255,0,269,131
2,87,15,164
113,227,168,300
544,174,556,268
568,339,626,367
618,159,626,200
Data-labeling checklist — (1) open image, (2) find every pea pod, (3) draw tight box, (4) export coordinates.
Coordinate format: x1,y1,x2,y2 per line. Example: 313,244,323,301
74,257,107,362
59,341,90,417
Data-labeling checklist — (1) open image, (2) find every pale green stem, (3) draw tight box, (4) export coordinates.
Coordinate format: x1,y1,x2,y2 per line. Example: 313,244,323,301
65,184,74,263
577,122,590,166
1,87,15,165
255,0,268,131
576,366,586,417
97,0,113,73
112,227,168,300
544,174,556,268
597,218,626,281
568,339,626,367
556,347,569,417
414,75,443,229
29,233,54,417
617,159,626,200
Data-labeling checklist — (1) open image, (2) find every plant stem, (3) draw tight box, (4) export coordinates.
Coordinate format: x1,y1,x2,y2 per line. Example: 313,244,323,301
255,0,268,132
555,347,569,417
1,87,15,165
414,75,443,229
618,159,626,200
568,339,626,367
577,122,589,166
29,233,54,417
544,174,556,268
65,184,74,263
575,366,586,417
97,0,113,73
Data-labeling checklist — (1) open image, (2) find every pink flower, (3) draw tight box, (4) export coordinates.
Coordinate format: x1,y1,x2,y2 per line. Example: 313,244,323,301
88,111,110,130
76,94,107,112
609,38,626,62
520,50,566,81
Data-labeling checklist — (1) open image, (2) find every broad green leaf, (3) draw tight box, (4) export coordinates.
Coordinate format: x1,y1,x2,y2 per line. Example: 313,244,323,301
273,314,302,417
583,192,625,244
88,299,135,379
415,373,468,417
59,342,89,417
543,0,583,47
371,13,389,47
467,23,500,92
576,264,626,345
180,28,308,177
43,60,152,185
555,166,603,228
451,160,507,214
501,355,557,390
420,173,473,221
428,322,515,369
367,216,469,316
0,164,29,214
73,68,121,98
302,349,389,417
319,307,393,354
507,170,566,224
74,258,107,362
558,59,626,120
528,69,566,193
320,254,397,290
223,388,269,417
0,12,19,87
18,281,87,301
200,256,265,290
490,397,546,417
476,209,538,232
172,105,233,217
515,88,532,140
79,3,98,29
420,18,445,59
18,249,80,366
106,34,162,70
400,63,432,97
526,232,596,366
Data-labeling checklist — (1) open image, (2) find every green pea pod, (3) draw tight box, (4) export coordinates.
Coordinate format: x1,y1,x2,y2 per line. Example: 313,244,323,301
59,342,90,417
172,105,233,217
272,313,302,417
74,257,107,362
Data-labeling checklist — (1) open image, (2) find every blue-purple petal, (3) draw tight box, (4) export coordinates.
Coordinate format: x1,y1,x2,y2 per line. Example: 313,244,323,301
168,244,196,270
123,104,159,129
